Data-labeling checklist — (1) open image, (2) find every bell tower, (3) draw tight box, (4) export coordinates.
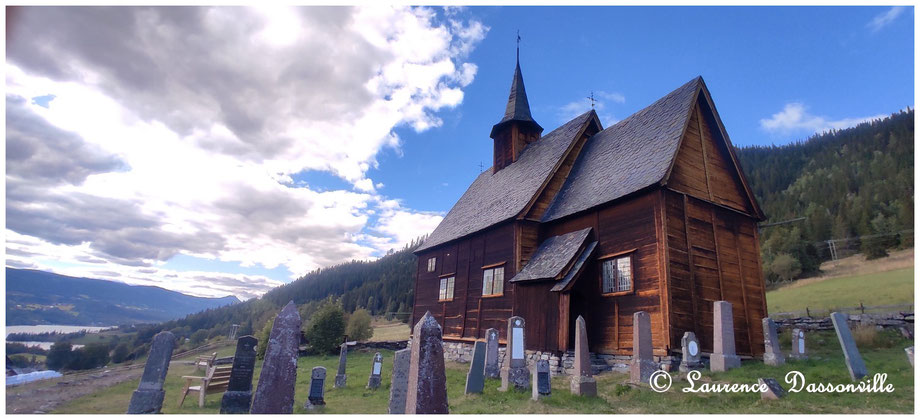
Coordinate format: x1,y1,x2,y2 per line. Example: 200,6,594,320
489,38,542,173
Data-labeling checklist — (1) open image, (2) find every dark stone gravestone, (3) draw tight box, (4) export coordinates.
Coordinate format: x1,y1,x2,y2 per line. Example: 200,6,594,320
465,340,486,394
710,301,741,372
762,318,785,366
367,352,383,389
500,316,530,391
334,343,348,388
304,366,326,409
484,328,500,379
789,328,807,360
759,377,786,400
679,331,703,372
830,312,868,381
406,311,448,414
250,301,301,414
127,331,176,414
387,348,411,414
220,335,258,414
531,359,551,401
629,311,656,384
570,315,596,397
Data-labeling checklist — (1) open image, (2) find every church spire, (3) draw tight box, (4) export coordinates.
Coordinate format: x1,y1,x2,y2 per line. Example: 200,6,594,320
489,34,543,172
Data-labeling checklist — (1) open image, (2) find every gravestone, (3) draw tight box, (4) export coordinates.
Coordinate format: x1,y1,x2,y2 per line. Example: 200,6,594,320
630,311,656,384
710,301,741,372
367,352,383,389
906,347,914,367
500,316,530,391
127,331,176,414
789,328,807,360
220,335,259,414
304,366,326,409
758,378,786,400
830,312,868,381
250,301,301,414
465,340,486,394
484,328,501,379
570,315,596,396
678,331,704,372
387,348,411,414
406,311,448,414
531,360,551,401
762,318,785,366
334,343,348,388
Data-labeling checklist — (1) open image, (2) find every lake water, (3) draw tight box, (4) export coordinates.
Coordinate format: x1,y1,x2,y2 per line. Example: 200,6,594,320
6,325,115,350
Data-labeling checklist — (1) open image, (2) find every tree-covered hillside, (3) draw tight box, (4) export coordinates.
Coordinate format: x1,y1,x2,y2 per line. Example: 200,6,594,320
736,108,913,283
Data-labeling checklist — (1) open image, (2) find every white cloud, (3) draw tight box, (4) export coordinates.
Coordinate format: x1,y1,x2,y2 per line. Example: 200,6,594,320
867,6,905,32
556,90,624,126
5,6,484,298
759,102,886,135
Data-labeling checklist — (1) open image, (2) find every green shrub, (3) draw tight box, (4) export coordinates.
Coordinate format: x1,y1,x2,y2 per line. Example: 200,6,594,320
256,318,273,360
304,300,346,354
346,308,374,342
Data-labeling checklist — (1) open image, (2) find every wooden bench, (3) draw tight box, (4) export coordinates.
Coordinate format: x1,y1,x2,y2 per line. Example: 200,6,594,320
194,352,217,372
177,364,233,408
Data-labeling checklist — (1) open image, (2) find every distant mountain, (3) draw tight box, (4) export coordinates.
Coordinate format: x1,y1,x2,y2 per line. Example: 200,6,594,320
6,268,241,326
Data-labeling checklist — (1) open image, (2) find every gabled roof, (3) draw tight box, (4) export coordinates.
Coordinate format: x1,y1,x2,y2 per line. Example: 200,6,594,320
541,77,703,222
415,111,595,253
490,59,542,138
509,227,592,283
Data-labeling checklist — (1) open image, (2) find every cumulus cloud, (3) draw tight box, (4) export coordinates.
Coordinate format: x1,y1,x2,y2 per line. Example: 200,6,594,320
5,6,484,299
867,6,905,32
759,103,886,135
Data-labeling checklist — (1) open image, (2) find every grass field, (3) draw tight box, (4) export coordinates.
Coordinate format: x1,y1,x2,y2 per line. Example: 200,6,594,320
766,267,914,315
369,320,410,342
54,329,913,414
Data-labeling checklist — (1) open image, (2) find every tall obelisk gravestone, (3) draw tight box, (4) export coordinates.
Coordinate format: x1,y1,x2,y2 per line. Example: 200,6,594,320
570,315,596,396
387,348,411,414
710,301,741,372
220,335,259,414
406,311,449,414
250,301,301,414
127,331,176,414
334,343,348,388
830,312,868,381
465,340,486,394
629,311,656,384
500,316,529,391
762,318,785,366
484,328,501,379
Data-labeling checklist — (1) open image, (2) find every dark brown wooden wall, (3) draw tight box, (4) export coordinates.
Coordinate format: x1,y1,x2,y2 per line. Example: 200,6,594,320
540,190,668,356
412,222,516,341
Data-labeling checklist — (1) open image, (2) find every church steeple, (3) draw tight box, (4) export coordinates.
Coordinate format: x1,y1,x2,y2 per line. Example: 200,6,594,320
490,36,543,173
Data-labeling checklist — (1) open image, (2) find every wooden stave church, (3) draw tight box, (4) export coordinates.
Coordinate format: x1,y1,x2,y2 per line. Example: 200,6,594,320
411,56,768,360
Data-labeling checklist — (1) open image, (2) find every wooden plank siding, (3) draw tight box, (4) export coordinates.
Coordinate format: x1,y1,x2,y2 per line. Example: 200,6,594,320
541,190,668,356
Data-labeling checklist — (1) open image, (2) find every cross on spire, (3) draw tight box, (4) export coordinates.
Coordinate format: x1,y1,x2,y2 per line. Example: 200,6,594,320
587,91,596,109
516,30,521,62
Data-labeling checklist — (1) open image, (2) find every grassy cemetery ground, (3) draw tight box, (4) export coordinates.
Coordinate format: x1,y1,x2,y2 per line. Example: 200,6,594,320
54,329,913,414
766,249,914,315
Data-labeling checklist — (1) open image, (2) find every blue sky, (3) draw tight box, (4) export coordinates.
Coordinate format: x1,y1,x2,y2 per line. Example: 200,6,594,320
5,6,913,300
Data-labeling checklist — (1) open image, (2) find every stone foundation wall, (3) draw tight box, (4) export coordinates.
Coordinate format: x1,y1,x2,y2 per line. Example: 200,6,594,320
776,312,913,332
442,341,680,376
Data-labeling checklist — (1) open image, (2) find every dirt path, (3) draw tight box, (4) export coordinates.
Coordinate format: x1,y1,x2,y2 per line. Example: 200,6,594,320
5,364,149,414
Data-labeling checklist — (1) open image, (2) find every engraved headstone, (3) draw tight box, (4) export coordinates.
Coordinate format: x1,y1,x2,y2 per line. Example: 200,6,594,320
762,318,785,366
484,328,501,379
906,346,914,367
500,316,530,391
789,328,807,360
304,366,326,409
758,377,786,400
406,311,448,414
679,331,704,372
570,315,596,396
250,301,301,414
367,352,383,389
387,348,411,414
629,311,656,384
465,340,486,394
334,343,348,388
531,360,551,401
710,301,741,372
830,312,868,381
127,331,175,414
220,335,259,414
